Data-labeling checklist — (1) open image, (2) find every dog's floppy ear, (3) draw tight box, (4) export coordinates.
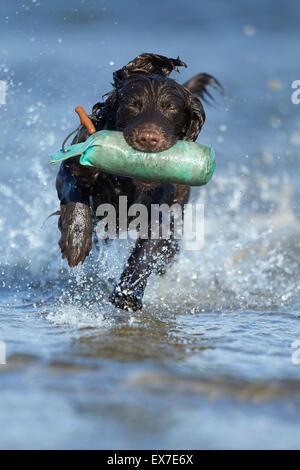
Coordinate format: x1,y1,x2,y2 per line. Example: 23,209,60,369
92,90,120,130
183,94,206,141
113,53,187,87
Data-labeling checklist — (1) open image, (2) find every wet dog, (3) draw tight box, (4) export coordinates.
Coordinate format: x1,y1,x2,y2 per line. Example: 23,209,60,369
55,53,222,310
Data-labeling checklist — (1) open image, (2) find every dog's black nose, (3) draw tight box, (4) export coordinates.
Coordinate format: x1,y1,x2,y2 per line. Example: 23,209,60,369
137,129,160,150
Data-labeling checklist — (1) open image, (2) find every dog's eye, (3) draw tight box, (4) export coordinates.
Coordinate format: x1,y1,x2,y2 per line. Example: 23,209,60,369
163,103,177,112
125,102,140,111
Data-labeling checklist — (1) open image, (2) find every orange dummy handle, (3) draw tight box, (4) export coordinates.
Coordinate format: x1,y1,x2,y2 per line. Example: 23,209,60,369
75,106,96,135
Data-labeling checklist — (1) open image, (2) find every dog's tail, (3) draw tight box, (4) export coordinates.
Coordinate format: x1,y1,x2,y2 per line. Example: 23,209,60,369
183,73,224,103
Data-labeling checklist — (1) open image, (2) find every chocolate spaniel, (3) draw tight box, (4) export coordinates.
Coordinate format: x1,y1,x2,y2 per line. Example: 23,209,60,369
55,53,222,310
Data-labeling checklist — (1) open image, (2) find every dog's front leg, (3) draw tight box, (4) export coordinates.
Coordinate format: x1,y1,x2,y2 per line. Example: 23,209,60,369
56,160,93,267
109,233,180,311
109,185,190,311
109,236,158,311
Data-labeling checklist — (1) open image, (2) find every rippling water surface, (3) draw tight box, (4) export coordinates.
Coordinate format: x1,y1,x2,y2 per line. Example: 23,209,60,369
1,0,300,449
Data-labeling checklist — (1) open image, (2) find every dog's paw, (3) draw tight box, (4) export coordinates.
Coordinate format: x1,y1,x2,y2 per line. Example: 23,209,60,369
58,202,92,267
109,285,143,311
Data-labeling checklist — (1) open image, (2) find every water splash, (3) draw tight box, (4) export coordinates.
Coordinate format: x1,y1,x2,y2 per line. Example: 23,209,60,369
1,153,300,326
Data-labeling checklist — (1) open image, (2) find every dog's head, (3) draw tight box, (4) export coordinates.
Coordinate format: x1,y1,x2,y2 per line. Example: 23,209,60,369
100,53,206,153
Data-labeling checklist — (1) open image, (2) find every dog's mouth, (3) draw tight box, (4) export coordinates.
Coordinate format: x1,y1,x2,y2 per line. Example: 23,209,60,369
123,128,177,153
123,129,177,190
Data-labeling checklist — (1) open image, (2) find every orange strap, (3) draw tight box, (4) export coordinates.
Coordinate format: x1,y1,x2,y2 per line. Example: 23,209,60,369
75,106,96,135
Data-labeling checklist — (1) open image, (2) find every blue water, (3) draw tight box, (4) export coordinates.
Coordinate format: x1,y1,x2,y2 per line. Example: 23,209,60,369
1,0,300,449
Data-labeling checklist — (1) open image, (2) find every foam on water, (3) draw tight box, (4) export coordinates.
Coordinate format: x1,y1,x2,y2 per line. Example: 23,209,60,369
46,303,110,329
